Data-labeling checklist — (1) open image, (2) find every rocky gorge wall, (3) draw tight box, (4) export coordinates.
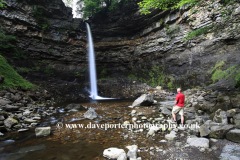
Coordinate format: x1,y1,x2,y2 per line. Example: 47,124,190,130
0,0,90,99
0,0,240,100
89,0,240,92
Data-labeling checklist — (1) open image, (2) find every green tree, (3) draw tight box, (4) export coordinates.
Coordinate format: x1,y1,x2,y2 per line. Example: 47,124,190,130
75,0,130,19
138,0,200,15
77,0,103,19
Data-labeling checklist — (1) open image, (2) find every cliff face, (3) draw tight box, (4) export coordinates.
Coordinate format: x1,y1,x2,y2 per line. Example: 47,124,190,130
0,0,89,99
89,0,240,92
0,0,240,99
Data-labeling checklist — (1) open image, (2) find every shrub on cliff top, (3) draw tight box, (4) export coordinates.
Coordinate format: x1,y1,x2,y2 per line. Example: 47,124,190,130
0,55,35,89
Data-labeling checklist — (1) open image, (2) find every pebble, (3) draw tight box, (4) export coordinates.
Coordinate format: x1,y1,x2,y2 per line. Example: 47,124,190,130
141,116,147,120
211,145,218,150
132,117,137,122
200,148,205,152
175,142,182,147
210,138,218,143
18,129,29,132
156,149,163,152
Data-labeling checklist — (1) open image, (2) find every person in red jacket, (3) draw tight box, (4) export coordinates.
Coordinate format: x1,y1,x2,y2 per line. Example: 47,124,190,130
172,88,185,125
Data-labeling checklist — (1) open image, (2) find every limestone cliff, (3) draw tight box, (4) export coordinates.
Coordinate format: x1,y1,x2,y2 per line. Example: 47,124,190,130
0,0,88,99
0,0,240,99
89,0,240,92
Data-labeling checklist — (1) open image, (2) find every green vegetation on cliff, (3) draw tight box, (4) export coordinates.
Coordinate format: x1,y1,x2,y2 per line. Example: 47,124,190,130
0,0,6,8
235,73,240,89
0,28,17,52
208,60,240,89
138,0,200,14
183,25,213,41
128,65,176,89
33,7,50,42
0,55,35,89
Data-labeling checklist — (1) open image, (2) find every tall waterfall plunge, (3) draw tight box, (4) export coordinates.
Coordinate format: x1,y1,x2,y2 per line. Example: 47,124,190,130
86,23,114,100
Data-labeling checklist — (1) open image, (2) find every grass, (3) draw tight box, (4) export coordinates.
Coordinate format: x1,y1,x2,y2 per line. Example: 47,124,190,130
235,72,240,89
0,55,35,89
167,25,180,35
211,64,238,83
17,67,34,73
208,60,226,74
183,25,213,41
128,65,176,89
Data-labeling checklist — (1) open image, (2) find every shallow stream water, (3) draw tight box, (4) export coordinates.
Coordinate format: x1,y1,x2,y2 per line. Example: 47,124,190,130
0,99,232,160
0,99,160,160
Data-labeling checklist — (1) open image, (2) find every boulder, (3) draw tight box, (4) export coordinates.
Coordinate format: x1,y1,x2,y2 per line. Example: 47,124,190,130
212,101,232,112
24,118,37,124
65,103,87,111
0,115,5,121
165,131,177,140
202,101,216,111
209,125,234,139
233,113,240,128
227,108,240,117
187,137,209,148
10,93,22,102
35,127,51,137
0,99,11,106
213,109,228,124
199,125,211,137
83,108,98,120
231,97,240,108
132,94,154,107
4,117,18,128
226,129,240,143
159,107,172,116
3,104,19,111
117,152,127,160
197,96,204,102
219,145,240,160
103,148,125,159
23,110,31,116
147,126,161,137
126,145,138,159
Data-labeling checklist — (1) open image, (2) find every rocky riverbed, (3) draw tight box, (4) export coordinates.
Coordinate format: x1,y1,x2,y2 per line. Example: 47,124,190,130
0,88,56,135
1,87,240,160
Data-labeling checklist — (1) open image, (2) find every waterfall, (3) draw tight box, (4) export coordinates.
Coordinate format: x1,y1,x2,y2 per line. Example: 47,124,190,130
86,23,114,100
86,23,98,99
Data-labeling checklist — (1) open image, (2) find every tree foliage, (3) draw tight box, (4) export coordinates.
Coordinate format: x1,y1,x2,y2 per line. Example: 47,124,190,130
0,0,7,8
75,0,130,19
138,0,200,15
